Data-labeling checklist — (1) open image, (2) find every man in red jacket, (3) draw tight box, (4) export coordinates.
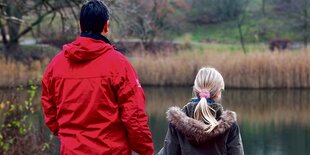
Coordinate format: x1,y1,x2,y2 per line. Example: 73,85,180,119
41,0,154,154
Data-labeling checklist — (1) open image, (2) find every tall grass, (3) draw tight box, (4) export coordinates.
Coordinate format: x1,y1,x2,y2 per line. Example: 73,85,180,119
0,58,49,88
1,48,310,88
130,49,310,88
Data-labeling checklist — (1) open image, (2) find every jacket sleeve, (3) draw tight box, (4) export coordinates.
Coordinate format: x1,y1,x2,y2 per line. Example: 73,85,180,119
41,67,58,136
227,122,244,155
157,124,181,155
113,60,154,155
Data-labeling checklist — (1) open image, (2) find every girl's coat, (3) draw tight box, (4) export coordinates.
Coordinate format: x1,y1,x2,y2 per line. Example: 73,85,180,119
158,102,244,155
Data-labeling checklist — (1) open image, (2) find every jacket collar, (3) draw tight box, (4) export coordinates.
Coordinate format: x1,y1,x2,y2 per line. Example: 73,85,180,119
80,32,111,45
167,106,236,143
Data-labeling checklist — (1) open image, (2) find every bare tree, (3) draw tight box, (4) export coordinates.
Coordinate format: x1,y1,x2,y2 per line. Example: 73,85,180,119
262,0,266,17
235,0,249,53
186,0,247,24
109,0,175,50
272,0,310,48
0,0,81,56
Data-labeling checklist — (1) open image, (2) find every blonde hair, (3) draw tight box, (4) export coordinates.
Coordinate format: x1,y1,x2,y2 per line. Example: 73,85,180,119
193,67,224,133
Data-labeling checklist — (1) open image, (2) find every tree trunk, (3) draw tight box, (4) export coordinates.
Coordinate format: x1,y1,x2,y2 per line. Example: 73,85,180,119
4,2,22,55
303,8,308,48
262,0,266,17
0,20,8,45
236,0,249,54
237,19,247,54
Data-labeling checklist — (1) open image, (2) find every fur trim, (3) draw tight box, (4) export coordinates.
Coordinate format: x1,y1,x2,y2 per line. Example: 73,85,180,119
167,106,236,143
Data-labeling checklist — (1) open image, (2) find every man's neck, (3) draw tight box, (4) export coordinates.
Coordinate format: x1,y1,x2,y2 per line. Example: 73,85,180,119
80,31,111,45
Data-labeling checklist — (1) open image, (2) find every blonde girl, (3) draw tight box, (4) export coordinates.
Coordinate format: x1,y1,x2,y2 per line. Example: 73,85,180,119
158,67,244,155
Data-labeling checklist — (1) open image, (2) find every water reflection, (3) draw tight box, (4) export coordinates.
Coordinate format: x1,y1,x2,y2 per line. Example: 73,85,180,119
1,87,309,155
144,87,310,155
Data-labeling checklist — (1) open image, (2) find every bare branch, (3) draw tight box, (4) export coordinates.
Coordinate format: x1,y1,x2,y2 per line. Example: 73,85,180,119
11,9,55,43
0,19,8,44
5,16,24,23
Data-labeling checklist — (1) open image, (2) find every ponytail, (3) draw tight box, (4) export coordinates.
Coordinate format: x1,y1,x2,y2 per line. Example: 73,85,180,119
193,90,218,133
192,67,224,133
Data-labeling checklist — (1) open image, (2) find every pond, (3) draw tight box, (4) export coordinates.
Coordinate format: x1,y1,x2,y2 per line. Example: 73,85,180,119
1,87,309,155
145,87,310,155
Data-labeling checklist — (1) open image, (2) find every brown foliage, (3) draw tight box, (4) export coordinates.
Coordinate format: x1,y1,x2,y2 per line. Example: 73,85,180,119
0,58,49,88
130,49,310,88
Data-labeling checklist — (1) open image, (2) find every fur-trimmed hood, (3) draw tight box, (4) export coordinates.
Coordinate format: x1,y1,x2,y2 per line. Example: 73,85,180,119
167,105,237,143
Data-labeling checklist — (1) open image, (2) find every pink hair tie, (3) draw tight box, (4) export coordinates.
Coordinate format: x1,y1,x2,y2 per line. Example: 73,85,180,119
199,89,211,99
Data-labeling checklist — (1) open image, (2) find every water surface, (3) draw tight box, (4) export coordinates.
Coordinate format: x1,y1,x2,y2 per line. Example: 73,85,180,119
1,87,309,155
144,87,310,155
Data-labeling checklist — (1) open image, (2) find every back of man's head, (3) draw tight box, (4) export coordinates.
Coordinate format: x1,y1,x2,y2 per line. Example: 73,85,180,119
80,0,109,33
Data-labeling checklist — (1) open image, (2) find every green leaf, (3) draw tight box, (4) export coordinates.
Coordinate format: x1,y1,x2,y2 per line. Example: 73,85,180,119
3,142,10,151
9,105,16,111
19,128,27,135
41,143,50,151
8,138,14,144
16,85,24,91
12,121,21,127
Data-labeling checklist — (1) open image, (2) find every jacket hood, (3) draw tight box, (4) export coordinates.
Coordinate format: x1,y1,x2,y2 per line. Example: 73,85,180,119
63,36,113,62
167,106,236,143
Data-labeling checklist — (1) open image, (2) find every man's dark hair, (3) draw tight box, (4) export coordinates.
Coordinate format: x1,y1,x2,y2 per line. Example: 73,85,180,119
80,0,109,33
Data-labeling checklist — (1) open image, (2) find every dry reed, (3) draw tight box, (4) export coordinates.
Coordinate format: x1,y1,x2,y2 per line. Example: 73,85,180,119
0,58,49,87
130,49,310,88
1,48,310,88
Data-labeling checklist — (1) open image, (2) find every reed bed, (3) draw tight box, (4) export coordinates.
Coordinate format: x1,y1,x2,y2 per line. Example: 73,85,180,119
0,48,310,88
130,49,310,88
0,58,49,87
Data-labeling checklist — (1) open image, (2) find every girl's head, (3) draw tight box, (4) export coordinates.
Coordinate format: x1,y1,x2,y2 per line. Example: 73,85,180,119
193,67,224,102
193,67,224,132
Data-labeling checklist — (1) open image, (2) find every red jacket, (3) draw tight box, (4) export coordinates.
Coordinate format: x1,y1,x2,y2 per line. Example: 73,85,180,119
41,35,154,155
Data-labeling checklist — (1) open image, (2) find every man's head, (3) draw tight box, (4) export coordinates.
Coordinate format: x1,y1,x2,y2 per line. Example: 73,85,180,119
80,0,110,36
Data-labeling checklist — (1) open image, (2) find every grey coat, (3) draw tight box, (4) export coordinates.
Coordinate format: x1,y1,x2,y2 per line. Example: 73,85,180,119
158,102,244,155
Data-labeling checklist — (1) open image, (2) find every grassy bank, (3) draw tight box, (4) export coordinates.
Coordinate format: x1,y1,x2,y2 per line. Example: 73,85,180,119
130,49,310,88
